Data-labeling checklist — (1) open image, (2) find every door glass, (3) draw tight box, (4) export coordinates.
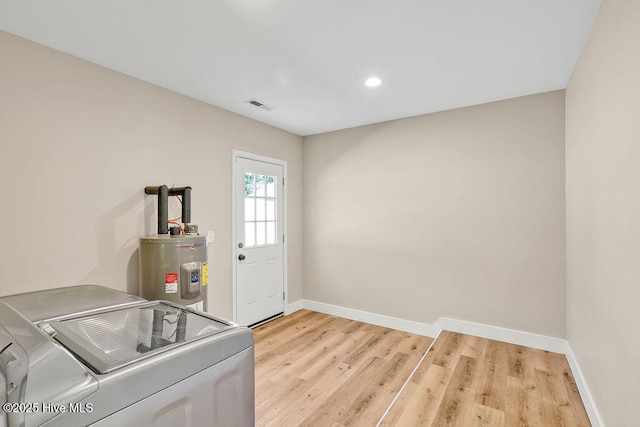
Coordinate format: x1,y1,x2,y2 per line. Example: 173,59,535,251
256,174,266,197
266,179,275,198
266,221,276,244
256,222,266,246
266,199,275,221
244,222,255,247
244,198,255,222
244,172,277,248
244,173,255,197
256,198,266,221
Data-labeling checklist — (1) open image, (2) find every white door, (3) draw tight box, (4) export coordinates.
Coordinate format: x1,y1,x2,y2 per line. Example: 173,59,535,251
234,155,285,326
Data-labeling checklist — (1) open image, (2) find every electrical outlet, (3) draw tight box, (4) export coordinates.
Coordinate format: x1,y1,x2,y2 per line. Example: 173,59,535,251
207,230,214,243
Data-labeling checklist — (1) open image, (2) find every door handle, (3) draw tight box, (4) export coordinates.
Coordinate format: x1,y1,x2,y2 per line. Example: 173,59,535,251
238,254,246,261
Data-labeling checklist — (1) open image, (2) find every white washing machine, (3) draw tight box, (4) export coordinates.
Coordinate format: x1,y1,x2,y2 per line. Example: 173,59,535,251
0,285,255,427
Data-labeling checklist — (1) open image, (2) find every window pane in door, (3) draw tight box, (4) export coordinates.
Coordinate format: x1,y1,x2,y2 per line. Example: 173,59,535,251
244,222,255,247
256,222,266,245
244,198,255,222
256,198,266,221
266,199,275,221
244,173,255,197
256,175,266,197
266,221,276,244
266,177,276,198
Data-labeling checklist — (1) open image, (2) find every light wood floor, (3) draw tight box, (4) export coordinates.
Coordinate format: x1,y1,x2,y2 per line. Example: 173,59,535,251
253,309,432,426
253,310,590,427
380,330,591,426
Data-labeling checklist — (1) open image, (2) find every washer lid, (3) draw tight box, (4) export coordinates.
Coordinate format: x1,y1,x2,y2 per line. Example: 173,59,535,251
47,301,231,374
0,285,145,322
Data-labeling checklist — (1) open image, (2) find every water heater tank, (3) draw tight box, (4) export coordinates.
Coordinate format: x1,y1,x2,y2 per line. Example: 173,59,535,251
139,235,207,311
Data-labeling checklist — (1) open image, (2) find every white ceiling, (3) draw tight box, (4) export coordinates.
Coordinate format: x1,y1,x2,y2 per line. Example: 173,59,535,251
0,0,601,136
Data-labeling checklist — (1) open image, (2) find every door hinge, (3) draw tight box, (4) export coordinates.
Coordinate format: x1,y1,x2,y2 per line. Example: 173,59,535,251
283,291,285,301
282,234,285,243
282,177,285,186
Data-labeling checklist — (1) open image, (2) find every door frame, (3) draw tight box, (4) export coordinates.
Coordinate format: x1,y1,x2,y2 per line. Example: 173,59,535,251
231,150,288,324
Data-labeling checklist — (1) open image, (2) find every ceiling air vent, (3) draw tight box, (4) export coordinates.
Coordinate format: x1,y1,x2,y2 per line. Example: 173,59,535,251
246,99,277,112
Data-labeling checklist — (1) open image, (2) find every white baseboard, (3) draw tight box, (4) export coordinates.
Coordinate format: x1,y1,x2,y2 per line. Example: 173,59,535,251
433,317,568,354
302,299,439,337
564,345,604,427
285,299,304,315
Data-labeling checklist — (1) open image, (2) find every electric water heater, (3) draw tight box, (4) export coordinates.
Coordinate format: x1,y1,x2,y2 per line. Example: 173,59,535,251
139,185,208,311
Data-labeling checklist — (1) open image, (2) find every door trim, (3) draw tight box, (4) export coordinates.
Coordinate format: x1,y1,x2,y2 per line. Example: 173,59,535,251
231,150,288,324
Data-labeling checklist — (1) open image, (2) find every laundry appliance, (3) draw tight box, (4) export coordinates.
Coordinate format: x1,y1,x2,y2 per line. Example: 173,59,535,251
0,285,254,427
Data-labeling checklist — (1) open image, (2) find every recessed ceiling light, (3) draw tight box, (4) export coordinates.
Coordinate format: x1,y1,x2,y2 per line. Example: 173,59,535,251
365,77,382,87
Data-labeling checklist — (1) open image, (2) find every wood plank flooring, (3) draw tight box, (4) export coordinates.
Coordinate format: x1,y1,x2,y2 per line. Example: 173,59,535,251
380,331,591,426
253,309,433,427
253,311,591,427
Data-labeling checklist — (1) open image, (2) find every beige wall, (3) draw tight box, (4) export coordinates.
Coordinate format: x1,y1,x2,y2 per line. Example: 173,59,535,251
304,91,566,337
0,31,304,319
566,0,640,424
